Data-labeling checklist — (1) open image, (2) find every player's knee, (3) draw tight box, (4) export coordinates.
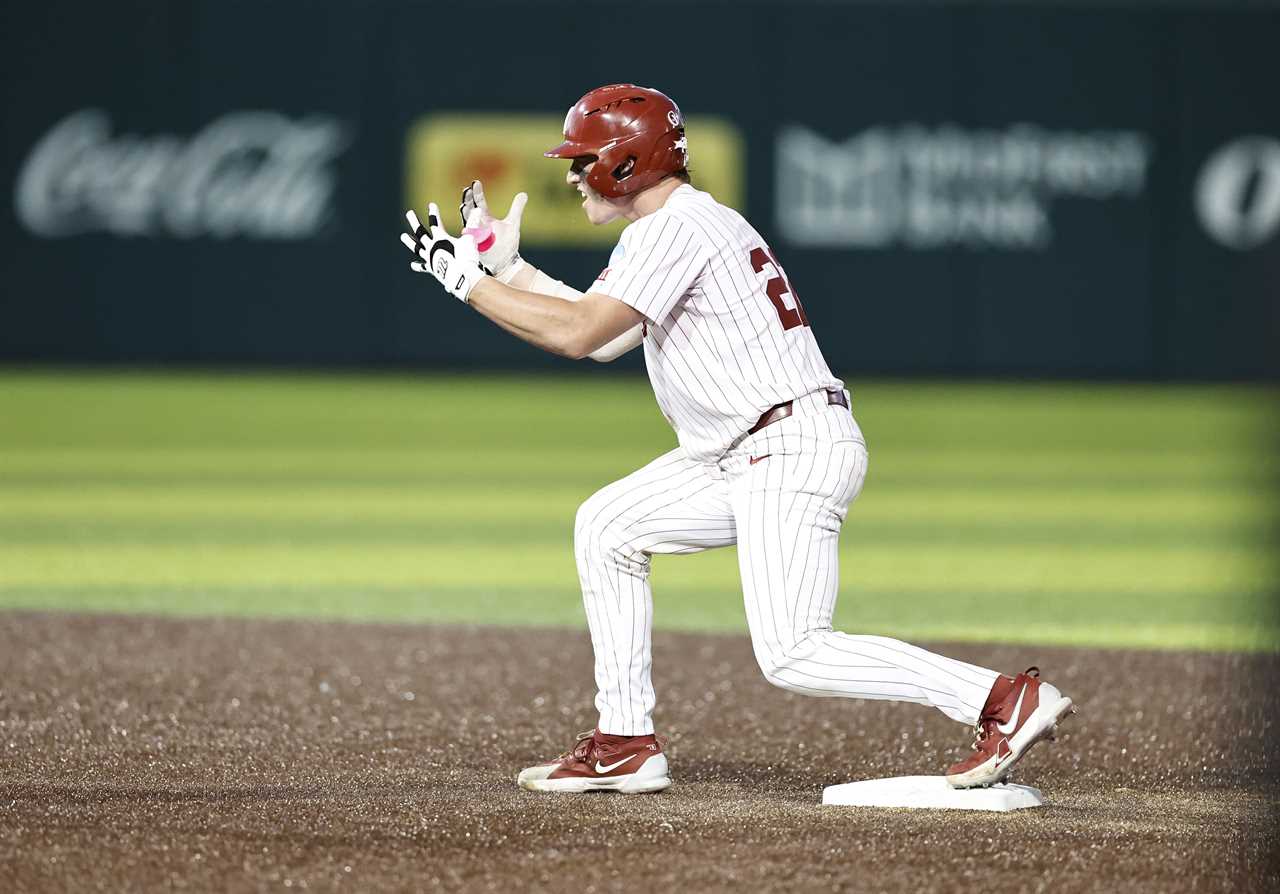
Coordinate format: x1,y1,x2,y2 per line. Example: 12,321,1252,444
758,661,807,695
574,492,618,555
755,635,819,693
575,492,649,574
759,664,794,691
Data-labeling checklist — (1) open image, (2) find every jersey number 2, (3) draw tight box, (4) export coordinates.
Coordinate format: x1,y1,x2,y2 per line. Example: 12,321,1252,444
750,246,810,331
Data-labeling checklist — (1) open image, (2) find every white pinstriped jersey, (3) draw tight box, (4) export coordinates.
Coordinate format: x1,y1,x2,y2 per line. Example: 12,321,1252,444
591,184,844,463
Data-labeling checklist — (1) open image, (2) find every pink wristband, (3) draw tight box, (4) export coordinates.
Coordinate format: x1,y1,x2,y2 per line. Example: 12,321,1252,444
464,225,496,253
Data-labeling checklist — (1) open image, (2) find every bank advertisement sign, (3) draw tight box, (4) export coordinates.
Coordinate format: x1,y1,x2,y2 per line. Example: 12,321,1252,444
776,124,1152,251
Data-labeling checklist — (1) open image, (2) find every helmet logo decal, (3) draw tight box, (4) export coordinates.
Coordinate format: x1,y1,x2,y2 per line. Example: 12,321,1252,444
667,110,681,128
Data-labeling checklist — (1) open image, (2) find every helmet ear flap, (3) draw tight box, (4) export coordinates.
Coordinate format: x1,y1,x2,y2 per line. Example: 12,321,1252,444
586,141,635,198
582,117,686,198
612,157,636,181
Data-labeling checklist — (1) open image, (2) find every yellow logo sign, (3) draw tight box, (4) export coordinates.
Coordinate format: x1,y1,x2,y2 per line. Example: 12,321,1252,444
405,114,744,246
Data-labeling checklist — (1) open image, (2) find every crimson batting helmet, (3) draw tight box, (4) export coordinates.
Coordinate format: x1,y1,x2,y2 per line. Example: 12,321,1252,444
544,84,689,199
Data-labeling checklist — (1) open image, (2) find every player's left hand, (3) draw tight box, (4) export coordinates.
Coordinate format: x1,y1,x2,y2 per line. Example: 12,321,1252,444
459,180,527,281
401,203,488,303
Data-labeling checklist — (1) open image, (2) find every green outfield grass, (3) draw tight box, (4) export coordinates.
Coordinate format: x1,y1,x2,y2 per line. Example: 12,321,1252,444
1,371,1276,651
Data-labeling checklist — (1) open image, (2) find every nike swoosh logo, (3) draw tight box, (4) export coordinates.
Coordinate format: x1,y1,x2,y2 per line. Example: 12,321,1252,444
993,738,1014,765
749,454,771,465
595,756,636,774
996,685,1028,735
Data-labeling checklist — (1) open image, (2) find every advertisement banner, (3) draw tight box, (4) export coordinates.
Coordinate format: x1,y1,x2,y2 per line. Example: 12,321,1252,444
404,114,745,247
15,109,350,241
0,0,1275,377
776,124,1151,251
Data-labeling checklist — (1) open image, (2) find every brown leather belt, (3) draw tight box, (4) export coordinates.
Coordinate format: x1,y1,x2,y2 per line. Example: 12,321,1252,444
747,389,849,436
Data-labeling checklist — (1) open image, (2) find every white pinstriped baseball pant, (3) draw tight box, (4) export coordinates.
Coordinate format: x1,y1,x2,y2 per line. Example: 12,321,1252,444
575,391,1002,736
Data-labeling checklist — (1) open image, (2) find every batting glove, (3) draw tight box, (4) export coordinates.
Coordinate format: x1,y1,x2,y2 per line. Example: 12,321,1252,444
401,203,487,303
459,180,527,282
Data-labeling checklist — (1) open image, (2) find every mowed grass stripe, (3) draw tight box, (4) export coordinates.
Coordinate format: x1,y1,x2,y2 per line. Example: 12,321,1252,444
3,374,1272,447
2,445,1275,483
1,542,1269,594
0,585,1272,652
2,484,1271,525
0,518,1271,549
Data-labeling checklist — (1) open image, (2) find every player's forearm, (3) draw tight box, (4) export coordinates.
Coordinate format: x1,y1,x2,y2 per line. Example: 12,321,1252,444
588,323,644,362
497,259,641,362
467,277,590,358
498,260,539,292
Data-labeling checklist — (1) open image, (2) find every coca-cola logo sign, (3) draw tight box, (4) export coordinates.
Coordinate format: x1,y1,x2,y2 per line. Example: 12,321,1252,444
14,109,349,239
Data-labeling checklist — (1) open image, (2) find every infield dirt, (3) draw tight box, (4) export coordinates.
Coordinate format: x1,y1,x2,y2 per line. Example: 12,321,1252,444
1,613,1276,892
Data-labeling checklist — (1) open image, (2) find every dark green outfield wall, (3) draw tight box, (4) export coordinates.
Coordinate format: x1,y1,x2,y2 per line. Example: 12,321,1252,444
1,1,1276,378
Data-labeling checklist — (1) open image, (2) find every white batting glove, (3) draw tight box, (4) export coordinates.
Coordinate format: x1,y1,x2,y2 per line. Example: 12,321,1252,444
459,180,527,282
401,203,487,303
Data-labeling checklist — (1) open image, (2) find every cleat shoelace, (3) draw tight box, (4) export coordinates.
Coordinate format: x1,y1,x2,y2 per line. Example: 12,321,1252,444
556,730,666,767
969,666,1040,753
558,731,597,764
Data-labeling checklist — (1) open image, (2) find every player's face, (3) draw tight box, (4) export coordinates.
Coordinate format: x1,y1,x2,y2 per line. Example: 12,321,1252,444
566,157,623,226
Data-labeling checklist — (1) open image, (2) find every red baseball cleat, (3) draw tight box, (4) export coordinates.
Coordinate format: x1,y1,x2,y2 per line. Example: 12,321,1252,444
517,729,671,794
945,667,1075,789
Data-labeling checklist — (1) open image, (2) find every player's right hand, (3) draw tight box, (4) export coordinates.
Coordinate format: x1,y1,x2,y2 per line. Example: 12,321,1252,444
459,180,526,281
401,203,487,303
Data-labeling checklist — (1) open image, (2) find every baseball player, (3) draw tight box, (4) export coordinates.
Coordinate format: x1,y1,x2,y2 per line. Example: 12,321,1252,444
401,84,1074,794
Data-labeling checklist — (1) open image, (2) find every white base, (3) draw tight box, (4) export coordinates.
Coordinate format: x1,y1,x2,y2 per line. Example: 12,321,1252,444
822,775,1045,812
